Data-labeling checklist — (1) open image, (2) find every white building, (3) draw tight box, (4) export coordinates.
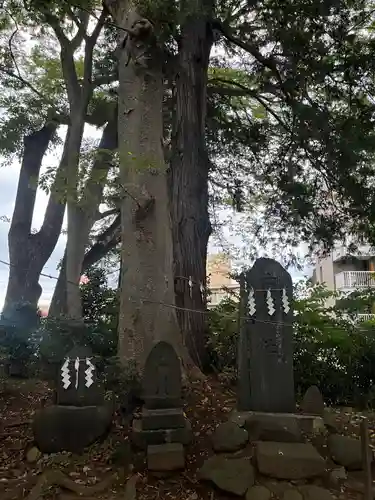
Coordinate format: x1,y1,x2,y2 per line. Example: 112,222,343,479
312,243,375,320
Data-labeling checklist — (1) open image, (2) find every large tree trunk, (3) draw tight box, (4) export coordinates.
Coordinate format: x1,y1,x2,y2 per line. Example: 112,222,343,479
51,112,118,318
169,7,214,368
2,121,66,323
107,2,195,371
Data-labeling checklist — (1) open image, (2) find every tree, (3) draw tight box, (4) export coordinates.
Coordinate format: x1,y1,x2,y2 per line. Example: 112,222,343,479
0,1,119,321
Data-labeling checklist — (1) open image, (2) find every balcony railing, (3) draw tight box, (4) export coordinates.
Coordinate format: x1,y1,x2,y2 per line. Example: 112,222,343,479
335,271,375,290
357,314,375,322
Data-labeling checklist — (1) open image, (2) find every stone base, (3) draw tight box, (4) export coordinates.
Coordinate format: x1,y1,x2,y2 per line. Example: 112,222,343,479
147,443,185,471
33,404,113,453
131,418,192,450
142,407,185,430
230,411,325,436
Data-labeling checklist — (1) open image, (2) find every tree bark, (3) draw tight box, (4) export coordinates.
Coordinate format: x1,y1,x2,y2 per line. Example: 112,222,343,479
48,10,107,320
2,121,66,322
106,2,195,371
49,213,121,317
169,6,214,368
54,109,118,318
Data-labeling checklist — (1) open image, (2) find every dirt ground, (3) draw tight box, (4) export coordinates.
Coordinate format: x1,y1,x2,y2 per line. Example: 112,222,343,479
0,378,373,500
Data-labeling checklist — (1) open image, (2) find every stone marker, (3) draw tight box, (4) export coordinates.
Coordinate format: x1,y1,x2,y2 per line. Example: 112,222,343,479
143,341,182,410
56,345,104,407
300,385,325,416
256,441,326,479
237,258,295,412
132,341,191,452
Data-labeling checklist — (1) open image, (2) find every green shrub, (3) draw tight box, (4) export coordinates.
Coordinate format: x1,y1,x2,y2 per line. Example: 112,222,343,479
207,283,375,408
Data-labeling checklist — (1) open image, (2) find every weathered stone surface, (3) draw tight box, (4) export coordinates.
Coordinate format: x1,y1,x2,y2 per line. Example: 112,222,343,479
199,456,255,496
328,466,347,485
131,418,192,449
298,485,333,500
245,414,303,443
33,404,112,453
230,411,325,435
300,386,325,416
237,258,295,412
142,408,185,430
26,446,41,463
246,485,271,500
282,489,303,500
323,412,339,434
143,341,182,410
328,434,370,470
147,443,184,471
263,480,292,498
256,442,326,479
56,345,104,407
212,421,249,452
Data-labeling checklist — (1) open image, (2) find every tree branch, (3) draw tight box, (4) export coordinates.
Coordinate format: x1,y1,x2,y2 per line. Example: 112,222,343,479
70,9,90,51
95,208,120,221
217,22,291,101
81,9,107,105
82,214,121,271
43,12,81,106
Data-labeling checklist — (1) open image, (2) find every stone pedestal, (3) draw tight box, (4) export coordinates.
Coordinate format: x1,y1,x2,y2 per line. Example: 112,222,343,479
131,408,192,450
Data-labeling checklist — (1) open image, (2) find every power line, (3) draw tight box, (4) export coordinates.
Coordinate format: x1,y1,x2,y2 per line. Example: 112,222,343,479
0,257,363,331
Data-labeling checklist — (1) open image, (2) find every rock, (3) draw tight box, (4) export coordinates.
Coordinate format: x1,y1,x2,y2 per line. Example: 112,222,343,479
263,480,292,497
323,412,339,434
33,404,113,453
26,446,41,463
282,489,303,500
246,414,303,443
199,456,255,496
300,386,325,416
329,467,347,485
212,421,249,452
246,485,271,500
147,443,184,471
328,434,370,470
298,485,333,500
256,442,326,480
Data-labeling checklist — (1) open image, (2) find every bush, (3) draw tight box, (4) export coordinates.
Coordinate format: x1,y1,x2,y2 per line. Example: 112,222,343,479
207,283,375,408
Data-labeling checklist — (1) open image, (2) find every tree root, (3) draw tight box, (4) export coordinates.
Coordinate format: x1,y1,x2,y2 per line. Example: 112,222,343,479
25,469,116,500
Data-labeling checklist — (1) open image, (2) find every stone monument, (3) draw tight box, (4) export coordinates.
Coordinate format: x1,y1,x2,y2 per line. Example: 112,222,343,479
132,341,191,470
56,345,104,407
33,344,112,453
237,258,295,413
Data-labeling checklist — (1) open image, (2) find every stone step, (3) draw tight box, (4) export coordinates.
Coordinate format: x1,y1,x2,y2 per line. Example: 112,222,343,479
147,443,185,471
131,418,192,449
142,407,185,430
